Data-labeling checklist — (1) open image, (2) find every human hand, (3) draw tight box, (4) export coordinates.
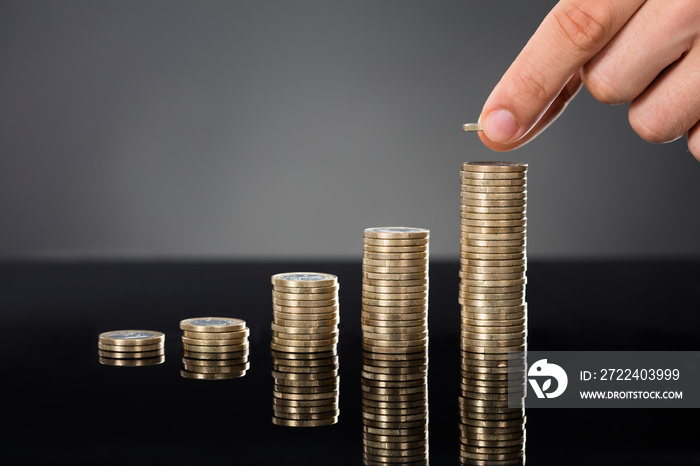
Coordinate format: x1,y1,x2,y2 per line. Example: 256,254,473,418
478,0,700,161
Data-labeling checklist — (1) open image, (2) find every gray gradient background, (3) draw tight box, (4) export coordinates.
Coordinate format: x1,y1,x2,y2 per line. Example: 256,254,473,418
1,0,699,260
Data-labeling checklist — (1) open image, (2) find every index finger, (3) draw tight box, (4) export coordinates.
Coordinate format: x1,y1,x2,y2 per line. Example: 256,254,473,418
480,0,646,146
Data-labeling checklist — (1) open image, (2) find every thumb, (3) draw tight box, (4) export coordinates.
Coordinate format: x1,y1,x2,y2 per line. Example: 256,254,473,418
480,0,645,147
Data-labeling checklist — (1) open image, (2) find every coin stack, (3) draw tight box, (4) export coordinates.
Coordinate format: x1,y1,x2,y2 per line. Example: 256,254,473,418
361,227,430,466
459,162,528,465
271,272,340,427
180,317,250,380
98,330,165,367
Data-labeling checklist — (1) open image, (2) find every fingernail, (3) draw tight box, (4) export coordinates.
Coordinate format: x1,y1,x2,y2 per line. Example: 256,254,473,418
483,109,519,143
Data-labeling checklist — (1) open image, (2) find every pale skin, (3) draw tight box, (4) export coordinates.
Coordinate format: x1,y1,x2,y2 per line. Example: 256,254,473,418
478,0,700,161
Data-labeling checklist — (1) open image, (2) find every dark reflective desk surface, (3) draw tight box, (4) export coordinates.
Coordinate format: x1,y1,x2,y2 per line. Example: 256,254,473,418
2,260,700,465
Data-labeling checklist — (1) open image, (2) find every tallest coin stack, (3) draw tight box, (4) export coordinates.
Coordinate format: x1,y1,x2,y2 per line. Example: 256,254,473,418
459,162,527,465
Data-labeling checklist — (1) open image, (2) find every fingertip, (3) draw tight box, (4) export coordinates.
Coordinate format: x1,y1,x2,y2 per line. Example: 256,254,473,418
481,109,521,144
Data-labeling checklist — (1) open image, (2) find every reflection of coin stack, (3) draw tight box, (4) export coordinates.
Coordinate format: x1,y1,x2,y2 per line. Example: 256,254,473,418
459,162,527,465
271,272,340,427
361,227,430,466
179,317,250,380
98,330,165,366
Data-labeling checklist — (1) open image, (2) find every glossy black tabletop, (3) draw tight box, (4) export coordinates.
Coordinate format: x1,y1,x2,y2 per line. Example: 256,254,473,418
2,260,699,465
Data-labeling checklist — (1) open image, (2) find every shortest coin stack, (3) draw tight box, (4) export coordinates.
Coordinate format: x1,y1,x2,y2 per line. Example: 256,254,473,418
271,272,340,427
98,330,165,367
180,317,250,380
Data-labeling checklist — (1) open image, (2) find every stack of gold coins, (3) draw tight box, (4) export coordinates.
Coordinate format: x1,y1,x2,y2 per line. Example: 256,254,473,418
459,162,528,465
98,330,165,366
179,317,250,380
271,272,340,427
361,227,430,466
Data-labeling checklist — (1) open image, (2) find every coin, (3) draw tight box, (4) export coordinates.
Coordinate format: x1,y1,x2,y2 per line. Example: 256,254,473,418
271,272,338,288
462,330,526,341
273,285,338,294
182,362,250,373
363,258,428,267
362,324,428,334
363,284,429,294
272,416,338,427
273,310,339,321
363,433,428,443
271,369,339,381
461,212,526,220
271,349,337,359
271,343,337,353
182,328,250,340
363,331,429,342
362,419,426,429
461,325,526,335
363,237,429,246
361,319,426,329
461,226,527,234
363,278,428,287
362,343,428,354
180,369,247,380
272,360,338,370
363,446,428,457
274,318,339,328
272,364,339,374
362,298,428,308
462,161,527,171
180,318,246,333
98,330,164,347
459,300,525,310
184,342,249,352
461,178,527,187
460,217,527,226
183,350,250,359
97,349,164,359
459,449,525,460
274,382,338,393
461,417,526,428
272,304,339,314
272,290,338,301
362,312,427,322
364,226,430,238
98,342,163,352
462,235,527,245
460,291,524,301
272,298,338,308
460,170,526,179
273,390,339,400
181,336,248,346
362,247,428,255
363,272,428,281
459,285,525,295
183,356,249,366
98,355,165,366
273,397,337,407
462,191,527,200
273,403,339,414
363,251,429,260
362,265,428,274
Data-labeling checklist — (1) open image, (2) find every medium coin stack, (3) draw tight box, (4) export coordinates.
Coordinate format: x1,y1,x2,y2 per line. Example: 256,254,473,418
98,330,165,367
459,162,528,465
271,272,340,427
361,227,430,466
180,317,250,380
